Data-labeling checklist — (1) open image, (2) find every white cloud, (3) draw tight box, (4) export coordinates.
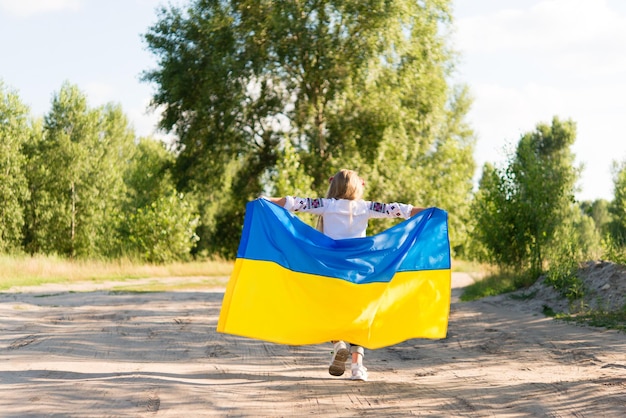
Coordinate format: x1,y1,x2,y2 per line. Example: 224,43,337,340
454,0,626,200
0,0,82,17
469,77,626,200
456,0,626,54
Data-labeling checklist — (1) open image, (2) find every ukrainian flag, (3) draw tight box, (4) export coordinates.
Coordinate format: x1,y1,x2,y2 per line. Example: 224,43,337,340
217,199,451,349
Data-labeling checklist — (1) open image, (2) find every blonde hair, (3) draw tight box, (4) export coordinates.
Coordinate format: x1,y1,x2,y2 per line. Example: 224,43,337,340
316,169,364,232
325,169,364,200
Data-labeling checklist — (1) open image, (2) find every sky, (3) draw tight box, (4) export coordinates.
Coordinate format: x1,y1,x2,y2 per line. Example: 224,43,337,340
1,0,625,202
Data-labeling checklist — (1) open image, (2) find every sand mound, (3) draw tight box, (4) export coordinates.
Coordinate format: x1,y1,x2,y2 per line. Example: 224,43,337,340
483,260,626,315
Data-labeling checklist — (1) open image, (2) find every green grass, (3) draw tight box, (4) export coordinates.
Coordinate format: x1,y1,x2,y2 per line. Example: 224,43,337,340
459,270,528,301
555,309,626,332
459,267,539,302
0,254,233,291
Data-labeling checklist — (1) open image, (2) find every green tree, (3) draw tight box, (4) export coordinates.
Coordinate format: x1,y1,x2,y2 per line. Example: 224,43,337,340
143,0,474,257
472,117,580,275
571,204,602,261
119,137,200,262
580,199,611,237
608,162,626,245
471,162,525,268
0,82,31,252
124,192,199,263
23,83,134,258
124,137,177,210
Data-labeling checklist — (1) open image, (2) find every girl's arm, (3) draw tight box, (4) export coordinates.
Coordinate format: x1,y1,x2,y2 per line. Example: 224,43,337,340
262,196,286,207
368,201,424,219
263,196,327,215
410,206,426,217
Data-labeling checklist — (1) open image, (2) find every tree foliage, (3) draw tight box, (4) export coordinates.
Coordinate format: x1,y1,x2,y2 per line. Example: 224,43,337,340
22,83,134,258
580,198,611,237
0,83,31,253
15,83,199,262
119,138,200,262
608,162,626,245
472,117,580,275
124,192,199,263
143,0,475,257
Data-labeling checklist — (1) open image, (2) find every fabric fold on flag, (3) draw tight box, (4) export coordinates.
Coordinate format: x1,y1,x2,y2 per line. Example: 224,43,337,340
217,198,451,349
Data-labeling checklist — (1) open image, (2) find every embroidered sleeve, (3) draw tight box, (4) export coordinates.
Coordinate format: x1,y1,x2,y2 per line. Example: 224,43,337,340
284,196,326,213
368,201,413,218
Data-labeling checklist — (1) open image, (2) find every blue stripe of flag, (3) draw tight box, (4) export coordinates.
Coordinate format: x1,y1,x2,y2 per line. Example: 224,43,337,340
238,199,450,284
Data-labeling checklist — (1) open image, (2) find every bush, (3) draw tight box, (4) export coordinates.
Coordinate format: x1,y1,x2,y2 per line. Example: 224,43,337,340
124,193,199,263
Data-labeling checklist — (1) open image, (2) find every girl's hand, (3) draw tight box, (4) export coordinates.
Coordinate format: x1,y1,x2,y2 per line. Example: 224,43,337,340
262,196,287,207
410,207,426,217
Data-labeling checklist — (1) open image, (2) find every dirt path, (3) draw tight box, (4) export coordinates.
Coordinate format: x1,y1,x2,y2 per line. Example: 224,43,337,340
0,274,624,417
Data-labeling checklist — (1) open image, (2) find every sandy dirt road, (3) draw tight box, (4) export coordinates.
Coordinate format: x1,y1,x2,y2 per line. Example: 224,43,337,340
0,273,624,417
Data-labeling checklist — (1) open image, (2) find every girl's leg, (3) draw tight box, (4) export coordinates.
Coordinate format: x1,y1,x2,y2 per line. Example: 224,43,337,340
329,341,349,376
350,344,364,364
349,345,368,381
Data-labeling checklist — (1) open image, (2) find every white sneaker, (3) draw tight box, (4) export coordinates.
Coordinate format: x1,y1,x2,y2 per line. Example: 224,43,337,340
351,364,368,381
329,341,349,376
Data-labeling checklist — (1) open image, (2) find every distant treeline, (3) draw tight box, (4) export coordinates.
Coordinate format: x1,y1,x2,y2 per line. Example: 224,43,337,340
0,82,198,262
3,0,625,277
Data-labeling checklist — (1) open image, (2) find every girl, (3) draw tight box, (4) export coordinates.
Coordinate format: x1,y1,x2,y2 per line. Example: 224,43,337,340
264,169,425,381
